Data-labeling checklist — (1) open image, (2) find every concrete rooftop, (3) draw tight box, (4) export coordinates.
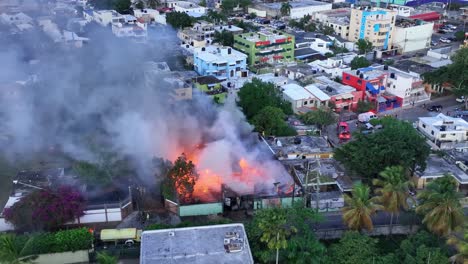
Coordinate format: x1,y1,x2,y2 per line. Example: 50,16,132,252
140,224,254,264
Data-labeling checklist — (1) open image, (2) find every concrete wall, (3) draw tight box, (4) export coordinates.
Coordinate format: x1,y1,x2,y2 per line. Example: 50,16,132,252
31,250,89,264
290,4,332,19
393,22,433,53
179,202,223,216
316,225,420,239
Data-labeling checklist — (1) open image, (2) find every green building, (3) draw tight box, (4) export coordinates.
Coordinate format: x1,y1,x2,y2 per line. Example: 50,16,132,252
234,30,295,67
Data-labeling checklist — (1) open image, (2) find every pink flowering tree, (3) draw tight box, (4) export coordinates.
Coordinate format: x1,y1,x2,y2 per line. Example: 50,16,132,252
4,186,86,231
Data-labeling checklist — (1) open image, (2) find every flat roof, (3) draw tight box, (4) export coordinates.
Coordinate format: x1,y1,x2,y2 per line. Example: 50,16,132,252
417,155,468,184
267,135,332,158
314,76,355,96
283,83,311,100
140,224,253,264
304,84,331,101
259,0,330,9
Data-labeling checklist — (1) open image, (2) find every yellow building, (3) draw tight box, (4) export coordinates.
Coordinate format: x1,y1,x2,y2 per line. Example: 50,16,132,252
348,7,397,51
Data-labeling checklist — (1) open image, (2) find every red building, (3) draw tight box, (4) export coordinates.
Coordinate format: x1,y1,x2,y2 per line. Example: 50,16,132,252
342,67,403,112
314,76,363,113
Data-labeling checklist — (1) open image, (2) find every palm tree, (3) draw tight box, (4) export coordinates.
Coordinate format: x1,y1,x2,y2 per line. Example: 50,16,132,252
280,2,292,17
342,183,383,231
416,174,464,236
0,235,34,264
257,207,296,264
96,252,118,264
373,166,413,235
447,224,468,264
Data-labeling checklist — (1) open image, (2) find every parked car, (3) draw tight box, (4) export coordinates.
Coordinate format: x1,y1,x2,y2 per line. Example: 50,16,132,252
439,37,451,43
438,29,447,34
445,24,457,30
427,105,443,112
448,37,458,42
431,41,437,46
456,96,465,103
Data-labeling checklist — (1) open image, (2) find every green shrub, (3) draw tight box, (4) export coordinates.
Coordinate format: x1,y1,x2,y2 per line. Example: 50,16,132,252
21,228,93,256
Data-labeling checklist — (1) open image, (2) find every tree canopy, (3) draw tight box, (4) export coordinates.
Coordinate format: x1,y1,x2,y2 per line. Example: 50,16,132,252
334,117,430,179
356,39,373,54
280,2,292,16
422,47,468,108
356,100,374,113
3,186,86,231
416,174,464,236
246,203,324,263
213,30,234,46
350,56,371,70
238,78,293,120
163,154,199,203
166,12,194,29
342,183,382,231
299,109,336,131
88,0,131,14
252,106,296,136
325,231,379,264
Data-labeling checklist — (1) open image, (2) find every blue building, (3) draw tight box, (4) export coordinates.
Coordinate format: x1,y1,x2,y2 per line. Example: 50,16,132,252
348,7,397,51
193,46,248,80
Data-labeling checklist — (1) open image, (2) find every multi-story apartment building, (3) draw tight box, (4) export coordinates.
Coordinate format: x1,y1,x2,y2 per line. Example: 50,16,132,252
313,8,351,39
348,7,397,51
178,20,214,49
233,30,295,66
111,14,147,42
342,64,430,111
393,17,433,53
193,45,248,80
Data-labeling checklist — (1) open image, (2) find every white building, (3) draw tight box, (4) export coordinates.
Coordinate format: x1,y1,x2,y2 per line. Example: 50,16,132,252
167,1,207,16
309,57,351,78
0,12,33,25
418,114,468,148
111,14,147,42
250,0,332,19
388,4,414,17
282,83,330,113
296,33,333,55
91,10,124,26
393,17,433,53
133,8,160,23
313,8,351,38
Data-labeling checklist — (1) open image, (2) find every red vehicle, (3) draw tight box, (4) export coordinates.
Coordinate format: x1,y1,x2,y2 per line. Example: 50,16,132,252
337,122,351,142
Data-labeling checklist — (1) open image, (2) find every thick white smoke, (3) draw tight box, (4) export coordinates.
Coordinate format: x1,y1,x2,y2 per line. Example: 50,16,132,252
0,17,293,199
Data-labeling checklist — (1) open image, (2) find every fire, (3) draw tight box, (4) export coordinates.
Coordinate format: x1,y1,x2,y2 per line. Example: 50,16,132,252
170,144,270,203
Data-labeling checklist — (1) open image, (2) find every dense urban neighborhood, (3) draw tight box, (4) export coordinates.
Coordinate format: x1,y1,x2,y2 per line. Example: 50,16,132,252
0,0,467,263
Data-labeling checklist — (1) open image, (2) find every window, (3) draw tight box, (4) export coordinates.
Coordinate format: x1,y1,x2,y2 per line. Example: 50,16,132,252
431,130,434,135
357,80,362,85
309,100,314,104
441,134,446,138
304,101,308,105
345,76,350,80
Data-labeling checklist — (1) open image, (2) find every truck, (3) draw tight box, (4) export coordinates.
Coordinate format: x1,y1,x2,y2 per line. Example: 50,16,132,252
100,228,142,247
358,111,377,123
337,122,351,142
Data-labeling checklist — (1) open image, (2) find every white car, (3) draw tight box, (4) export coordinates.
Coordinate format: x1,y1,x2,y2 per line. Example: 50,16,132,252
456,96,465,103
439,37,451,43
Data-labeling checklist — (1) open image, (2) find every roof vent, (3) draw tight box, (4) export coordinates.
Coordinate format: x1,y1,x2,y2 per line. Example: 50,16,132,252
169,232,175,236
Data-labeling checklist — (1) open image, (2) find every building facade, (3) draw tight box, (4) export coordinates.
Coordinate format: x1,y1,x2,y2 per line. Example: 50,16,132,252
314,76,363,112
249,0,332,19
393,17,433,53
193,46,248,80
234,30,295,66
418,114,468,146
282,83,330,113
348,7,397,51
